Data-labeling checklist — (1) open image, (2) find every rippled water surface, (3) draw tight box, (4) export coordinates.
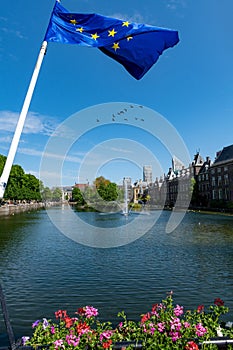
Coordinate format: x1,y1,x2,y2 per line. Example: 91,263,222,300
0,206,233,345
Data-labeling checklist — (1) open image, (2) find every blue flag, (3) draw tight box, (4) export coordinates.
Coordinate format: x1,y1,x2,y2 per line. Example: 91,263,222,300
45,1,179,80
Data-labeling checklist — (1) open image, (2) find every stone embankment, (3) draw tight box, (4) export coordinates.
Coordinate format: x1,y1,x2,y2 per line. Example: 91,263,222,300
0,201,62,216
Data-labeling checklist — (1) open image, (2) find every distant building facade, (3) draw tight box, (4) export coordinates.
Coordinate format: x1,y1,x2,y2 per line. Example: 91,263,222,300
197,145,233,208
144,144,233,210
143,165,153,184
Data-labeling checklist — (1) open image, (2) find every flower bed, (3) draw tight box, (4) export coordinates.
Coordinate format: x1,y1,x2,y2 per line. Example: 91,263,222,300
22,292,233,349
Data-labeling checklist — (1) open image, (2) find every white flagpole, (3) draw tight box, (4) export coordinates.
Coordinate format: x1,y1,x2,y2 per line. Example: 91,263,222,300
0,41,48,199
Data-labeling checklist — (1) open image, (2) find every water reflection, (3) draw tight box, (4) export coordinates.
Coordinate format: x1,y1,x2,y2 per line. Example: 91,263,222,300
0,208,233,346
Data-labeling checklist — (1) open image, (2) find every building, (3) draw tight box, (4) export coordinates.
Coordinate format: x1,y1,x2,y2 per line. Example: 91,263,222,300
146,152,205,208
123,177,133,203
132,179,148,203
197,145,233,207
143,165,153,185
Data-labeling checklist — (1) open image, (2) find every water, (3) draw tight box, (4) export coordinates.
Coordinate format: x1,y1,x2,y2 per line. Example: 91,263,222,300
0,207,233,346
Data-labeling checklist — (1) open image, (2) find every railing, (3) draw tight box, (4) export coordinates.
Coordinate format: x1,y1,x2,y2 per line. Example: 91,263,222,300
1,284,232,350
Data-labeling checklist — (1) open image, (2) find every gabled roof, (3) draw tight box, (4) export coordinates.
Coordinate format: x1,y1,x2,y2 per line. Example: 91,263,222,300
214,144,233,164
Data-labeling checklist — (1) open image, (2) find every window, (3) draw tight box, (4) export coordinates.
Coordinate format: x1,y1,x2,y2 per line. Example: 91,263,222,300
212,177,216,186
219,189,223,200
224,174,229,185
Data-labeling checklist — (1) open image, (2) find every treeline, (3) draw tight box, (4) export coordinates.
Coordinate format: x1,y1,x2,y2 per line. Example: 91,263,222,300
72,176,123,211
0,155,62,202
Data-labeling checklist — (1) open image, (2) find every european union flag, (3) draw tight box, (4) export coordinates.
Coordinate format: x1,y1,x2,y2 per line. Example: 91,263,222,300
45,1,179,80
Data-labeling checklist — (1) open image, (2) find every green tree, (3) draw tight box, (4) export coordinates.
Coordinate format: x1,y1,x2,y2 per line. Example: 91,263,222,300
41,186,53,202
52,187,62,202
72,187,84,204
4,164,25,200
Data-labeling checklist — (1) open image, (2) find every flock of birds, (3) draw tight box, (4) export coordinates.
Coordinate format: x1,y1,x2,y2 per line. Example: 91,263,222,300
96,104,145,123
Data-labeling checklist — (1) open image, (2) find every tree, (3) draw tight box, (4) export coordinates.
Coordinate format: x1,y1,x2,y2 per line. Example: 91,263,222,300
95,177,118,202
41,186,53,202
94,176,110,189
72,187,84,205
4,164,25,200
52,187,62,202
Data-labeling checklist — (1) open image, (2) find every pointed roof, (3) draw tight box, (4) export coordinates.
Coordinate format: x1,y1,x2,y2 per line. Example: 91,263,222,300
214,144,233,164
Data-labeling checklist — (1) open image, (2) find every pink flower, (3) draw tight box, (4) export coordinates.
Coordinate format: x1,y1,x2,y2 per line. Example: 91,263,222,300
174,304,184,316
170,317,182,331
50,326,55,334
84,305,98,318
169,330,181,342
100,330,113,342
66,334,80,346
195,323,207,337
54,339,64,349
184,321,191,328
157,322,165,333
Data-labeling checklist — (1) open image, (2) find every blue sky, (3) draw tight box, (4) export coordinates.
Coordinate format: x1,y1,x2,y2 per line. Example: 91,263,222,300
1,0,233,187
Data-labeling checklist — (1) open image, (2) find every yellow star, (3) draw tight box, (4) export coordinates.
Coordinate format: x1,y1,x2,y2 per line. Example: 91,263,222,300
112,42,120,51
91,33,100,40
70,19,77,25
126,36,133,41
76,27,84,33
122,21,130,27
108,28,117,37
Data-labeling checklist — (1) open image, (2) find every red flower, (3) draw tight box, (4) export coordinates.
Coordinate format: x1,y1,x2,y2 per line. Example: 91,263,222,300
185,341,199,350
64,316,73,328
214,298,224,306
197,305,204,313
76,321,90,335
55,310,67,319
76,307,86,316
103,339,112,349
141,312,151,323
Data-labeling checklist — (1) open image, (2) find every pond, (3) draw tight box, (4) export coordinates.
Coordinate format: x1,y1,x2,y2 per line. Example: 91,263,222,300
0,206,233,346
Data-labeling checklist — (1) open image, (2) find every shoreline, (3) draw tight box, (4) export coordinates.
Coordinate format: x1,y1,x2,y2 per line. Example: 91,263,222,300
0,201,65,216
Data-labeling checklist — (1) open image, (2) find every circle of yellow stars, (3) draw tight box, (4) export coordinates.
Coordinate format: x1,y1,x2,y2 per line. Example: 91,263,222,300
68,18,133,52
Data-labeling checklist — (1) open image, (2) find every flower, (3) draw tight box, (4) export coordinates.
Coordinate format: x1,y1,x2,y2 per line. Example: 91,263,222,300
157,321,165,333
55,309,67,319
141,312,151,323
102,339,112,348
21,336,30,345
195,323,207,337
185,340,199,350
214,298,224,306
22,295,233,350
32,319,40,328
174,304,184,316
76,321,91,335
100,330,113,342
84,305,98,318
54,339,64,349
42,318,49,329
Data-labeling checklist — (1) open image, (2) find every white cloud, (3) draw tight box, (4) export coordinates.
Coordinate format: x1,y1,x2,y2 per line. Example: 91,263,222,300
166,0,187,10
0,110,58,135
0,26,26,40
111,12,147,24
18,147,82,163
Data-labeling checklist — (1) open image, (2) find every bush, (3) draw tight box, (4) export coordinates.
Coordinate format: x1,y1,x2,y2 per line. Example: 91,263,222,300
22,292,233,349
